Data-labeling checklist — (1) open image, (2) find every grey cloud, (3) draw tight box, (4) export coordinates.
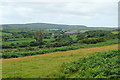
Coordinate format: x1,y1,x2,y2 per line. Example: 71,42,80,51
0,1,118,27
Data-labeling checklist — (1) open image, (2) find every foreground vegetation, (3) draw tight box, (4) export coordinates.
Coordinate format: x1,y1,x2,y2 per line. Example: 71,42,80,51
49,50,120,78
2,44,118,78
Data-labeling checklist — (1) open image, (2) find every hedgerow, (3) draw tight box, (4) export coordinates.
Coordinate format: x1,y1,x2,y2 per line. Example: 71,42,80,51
2,39,118,59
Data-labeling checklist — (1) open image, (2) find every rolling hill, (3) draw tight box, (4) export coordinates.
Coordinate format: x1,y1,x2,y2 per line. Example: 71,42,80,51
1,23,116,30
2,23,86,30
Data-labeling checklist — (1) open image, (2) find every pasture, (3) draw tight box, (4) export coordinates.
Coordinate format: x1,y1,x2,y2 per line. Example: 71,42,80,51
1,27,119,78
2,44,119,78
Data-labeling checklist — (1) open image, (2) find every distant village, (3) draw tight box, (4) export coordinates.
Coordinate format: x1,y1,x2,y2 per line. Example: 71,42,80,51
44,31,79,36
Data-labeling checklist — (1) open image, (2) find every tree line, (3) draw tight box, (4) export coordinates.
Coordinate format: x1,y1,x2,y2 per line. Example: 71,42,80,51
2,30,119,49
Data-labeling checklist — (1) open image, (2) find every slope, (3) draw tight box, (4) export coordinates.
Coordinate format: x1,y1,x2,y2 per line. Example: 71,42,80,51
2,44,119,78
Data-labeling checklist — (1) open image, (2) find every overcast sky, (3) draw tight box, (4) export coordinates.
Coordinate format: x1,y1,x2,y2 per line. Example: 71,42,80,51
0,0,119,27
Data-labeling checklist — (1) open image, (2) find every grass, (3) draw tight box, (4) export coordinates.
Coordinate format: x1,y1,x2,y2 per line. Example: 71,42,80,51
50,50,120,78
80,30,88,33
8,38,32,41
1,32,12,36
43,38,55,42
70,34,77,40
4,29,26,33
2,44,118,78
2,39,34,45
2,37,55,45
112,31,119,34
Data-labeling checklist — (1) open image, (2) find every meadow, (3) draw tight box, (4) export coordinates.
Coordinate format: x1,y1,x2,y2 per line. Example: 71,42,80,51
2,44,119,78
1,25,119,78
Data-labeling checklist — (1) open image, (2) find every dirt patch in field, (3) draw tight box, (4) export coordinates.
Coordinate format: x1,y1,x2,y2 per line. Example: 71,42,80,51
2,44,119,62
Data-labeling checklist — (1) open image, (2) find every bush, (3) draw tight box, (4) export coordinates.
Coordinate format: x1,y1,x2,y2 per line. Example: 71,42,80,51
30,41,39,46
50,50,120,78
76,33,86,41
25,47,35,51
39,45,44,48
85,30,115,38
78,37,106,44
2,45,12,49
55,35,73,46
19,42,29,47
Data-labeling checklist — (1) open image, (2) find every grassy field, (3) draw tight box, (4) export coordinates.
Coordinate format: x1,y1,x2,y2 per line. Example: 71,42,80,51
112,31,119,34
1,28,119,78
2,39,34,45
2,44,119,78
50,50,119,78
44,38,55,42
1,32,12,36
2,38,55,45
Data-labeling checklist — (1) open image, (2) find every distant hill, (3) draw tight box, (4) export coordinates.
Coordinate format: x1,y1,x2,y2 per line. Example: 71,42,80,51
1,23,86,29
1,23,116,30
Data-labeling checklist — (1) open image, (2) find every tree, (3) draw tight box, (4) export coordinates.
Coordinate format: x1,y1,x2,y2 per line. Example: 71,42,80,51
76,33,85,41
78,37,106,44
54,35,73,46
85,30,115,39
3,36,9,41
34,31,44,44
118,32,120,39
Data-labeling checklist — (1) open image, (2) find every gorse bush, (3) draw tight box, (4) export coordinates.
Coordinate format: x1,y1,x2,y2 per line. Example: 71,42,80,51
50,50,120,78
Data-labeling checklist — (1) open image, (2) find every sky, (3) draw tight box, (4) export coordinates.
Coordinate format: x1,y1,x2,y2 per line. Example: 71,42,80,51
0,0,119,27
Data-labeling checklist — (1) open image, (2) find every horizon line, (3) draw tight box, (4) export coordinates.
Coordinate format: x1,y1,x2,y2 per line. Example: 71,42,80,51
0,22,118,28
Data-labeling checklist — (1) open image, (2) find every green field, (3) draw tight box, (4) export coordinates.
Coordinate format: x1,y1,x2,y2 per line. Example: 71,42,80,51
2,39,34,45
44,38,55,42
2,44,118,78
1,26,119,78
1,32,12,36
2,39,119,59
112,31,119,34
2,38,55,45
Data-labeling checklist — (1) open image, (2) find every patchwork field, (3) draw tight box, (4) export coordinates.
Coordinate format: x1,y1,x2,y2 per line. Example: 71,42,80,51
1,23,119,78
2,44,119,78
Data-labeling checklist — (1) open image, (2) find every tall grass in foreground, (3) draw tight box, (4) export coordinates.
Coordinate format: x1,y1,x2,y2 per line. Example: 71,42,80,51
2,39,119,59
50,50,120,78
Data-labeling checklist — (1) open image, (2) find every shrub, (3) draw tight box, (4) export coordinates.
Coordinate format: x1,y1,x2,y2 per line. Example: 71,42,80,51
19,42,29,47
78,37,106,44
2,45,12,49
25,47,35,51
50,50,120,78
30,41,39,46
39,45,44,48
